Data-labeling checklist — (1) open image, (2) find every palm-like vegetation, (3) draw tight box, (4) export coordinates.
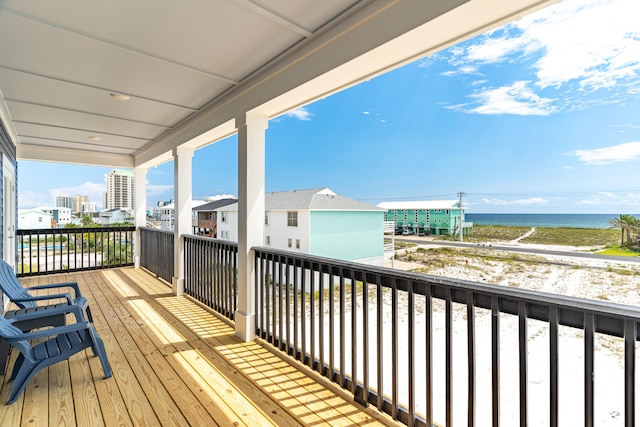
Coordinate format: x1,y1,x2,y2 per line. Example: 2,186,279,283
609,214,640,248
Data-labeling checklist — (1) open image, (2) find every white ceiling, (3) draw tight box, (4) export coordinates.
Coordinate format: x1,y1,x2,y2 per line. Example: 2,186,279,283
0,0,556,169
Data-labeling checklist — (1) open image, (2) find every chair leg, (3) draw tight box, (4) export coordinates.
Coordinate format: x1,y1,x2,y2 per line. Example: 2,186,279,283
0,338,10,375
88,328,111,378
85,305,94,323
9,353,25,382
7,360,38,405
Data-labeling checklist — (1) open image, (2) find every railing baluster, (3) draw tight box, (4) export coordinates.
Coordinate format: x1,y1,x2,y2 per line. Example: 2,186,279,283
492,297,500,427
310,264,316,370
339,272,346,388
319,265,325,375
329,267,335,380
285,257,291,355
585,313,595,427
351,269,358,398
519,301,528,427
467,291,476,427
377,274,384,412
446,286,453,427
293,259,299,357
624,320,636,427
397,278,404,423
425,283,433,427
363,272,369,405
550,306,558,427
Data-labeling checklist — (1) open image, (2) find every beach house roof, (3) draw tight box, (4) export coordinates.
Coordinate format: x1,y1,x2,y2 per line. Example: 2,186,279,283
193,198,237,212
377,200,463,210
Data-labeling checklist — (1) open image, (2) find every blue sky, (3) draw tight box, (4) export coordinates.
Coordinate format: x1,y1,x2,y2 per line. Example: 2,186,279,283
18,0,640,214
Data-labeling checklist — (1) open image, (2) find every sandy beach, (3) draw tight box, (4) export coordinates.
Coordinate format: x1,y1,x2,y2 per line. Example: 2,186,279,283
381,237,640,426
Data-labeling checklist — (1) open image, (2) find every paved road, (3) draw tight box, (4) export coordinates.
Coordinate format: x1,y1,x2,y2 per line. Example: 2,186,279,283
395,237,640,264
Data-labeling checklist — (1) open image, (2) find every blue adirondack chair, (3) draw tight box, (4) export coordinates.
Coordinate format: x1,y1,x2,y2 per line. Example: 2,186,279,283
0,260,93,374
0,260,93,323
0,307,112,404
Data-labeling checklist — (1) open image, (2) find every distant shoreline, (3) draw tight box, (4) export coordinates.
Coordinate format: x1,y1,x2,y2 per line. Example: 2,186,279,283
465,213,631,229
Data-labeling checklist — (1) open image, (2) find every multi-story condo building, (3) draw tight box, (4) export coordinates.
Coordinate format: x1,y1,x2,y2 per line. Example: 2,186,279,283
105,169,134,210
56,195,90,214
55,196,75,211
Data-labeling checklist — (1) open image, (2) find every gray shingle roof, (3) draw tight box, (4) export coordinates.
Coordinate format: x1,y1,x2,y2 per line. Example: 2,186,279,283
265,188,382,211
193,198,238,211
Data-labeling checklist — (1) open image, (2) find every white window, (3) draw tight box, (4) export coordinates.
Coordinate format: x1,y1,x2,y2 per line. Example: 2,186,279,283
221,211,227,222
287,211,298,227
266,236,271,245
265,212,270,225
296,239,300,249
288,238,292,248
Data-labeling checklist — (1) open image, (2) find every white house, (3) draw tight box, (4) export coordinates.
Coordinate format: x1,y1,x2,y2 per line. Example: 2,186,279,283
17,209,53,230
215,188,385,266
38,206,72,228
98,208,134,225
160,200,207,231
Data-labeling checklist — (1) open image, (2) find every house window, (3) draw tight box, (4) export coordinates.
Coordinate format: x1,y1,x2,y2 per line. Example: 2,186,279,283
288,238,292,248
296,239,300,249
266,236,271,245
265,212,269,225
221,211,227,223
38,217,42,222
445,209,449,215
287,211,298,227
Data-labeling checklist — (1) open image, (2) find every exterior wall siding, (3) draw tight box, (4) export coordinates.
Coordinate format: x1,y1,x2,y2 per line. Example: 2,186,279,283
0,119,17,264
309,210,383,261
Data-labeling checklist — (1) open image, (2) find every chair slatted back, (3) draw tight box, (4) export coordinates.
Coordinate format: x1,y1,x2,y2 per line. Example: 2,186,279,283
0,260,38,309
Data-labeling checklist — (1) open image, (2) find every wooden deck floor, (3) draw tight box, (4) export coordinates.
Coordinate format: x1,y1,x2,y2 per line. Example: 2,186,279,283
0,267,398,427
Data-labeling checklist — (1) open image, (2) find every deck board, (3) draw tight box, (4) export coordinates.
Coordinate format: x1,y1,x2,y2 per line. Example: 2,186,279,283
0,267,399,427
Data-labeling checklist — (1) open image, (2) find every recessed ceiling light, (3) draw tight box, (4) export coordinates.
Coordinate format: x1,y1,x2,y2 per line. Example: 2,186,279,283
88,136,102,141
110,93,130,101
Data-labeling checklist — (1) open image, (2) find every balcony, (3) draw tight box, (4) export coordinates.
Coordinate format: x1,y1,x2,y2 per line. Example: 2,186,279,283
1,267,394,426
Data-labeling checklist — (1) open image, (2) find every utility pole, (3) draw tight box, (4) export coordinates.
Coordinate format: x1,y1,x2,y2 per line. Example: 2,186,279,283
457,191,465,242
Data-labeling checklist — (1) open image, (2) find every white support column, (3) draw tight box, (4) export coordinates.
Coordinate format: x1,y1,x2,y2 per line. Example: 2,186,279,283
133,166,147,268
172,146,194,296
235,112,268,342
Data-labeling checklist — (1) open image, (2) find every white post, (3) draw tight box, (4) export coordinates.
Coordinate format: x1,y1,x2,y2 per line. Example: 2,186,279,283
172,146,194,296
235,112,268,342
133,166,147,268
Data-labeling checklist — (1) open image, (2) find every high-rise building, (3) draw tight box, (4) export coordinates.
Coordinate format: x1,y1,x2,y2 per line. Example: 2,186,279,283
56,196,75,211
105,169,135,210
56,195,90,214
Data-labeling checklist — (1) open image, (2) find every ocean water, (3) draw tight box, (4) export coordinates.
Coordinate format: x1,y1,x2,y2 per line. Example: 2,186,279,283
465,213,639,229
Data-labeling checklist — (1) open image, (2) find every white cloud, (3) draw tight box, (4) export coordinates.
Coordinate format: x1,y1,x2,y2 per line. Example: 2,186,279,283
147,183,173,197
19,181,106,210
577,191,639,206
204,194,236,202
18,191,51,209
441,0,640,111
572,141,640,164
465,81,556,115
284,107,313,121
362,111,370,115
483,197,549,206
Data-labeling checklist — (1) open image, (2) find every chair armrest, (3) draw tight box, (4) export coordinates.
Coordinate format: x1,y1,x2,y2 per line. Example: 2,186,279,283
7,303,85,323
26,281,82,298
4,321,91,342
13,293,74,305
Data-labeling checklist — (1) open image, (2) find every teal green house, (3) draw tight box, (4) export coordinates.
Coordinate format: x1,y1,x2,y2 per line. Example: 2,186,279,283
265,188,385,266
216,188,385,266
377,200,470,236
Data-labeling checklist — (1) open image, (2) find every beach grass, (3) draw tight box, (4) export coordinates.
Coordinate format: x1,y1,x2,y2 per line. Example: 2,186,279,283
467,224,619,247
596,248,639,257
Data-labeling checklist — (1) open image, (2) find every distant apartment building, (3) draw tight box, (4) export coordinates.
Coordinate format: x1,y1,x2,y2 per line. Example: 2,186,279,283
377,200,472,236
56,195,90,214
105,169,134,210
97,208,133,225
82,201,97,214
